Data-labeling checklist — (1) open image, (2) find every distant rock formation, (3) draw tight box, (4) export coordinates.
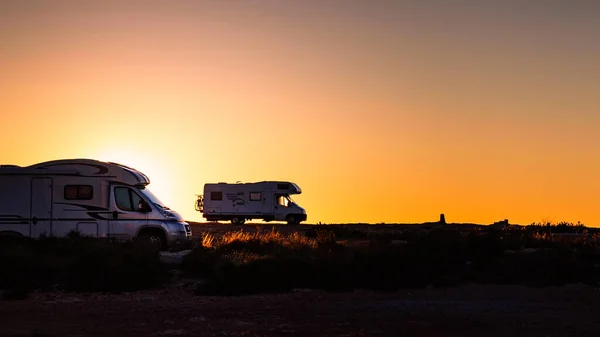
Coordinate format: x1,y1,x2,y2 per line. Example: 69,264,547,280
489,219,509,231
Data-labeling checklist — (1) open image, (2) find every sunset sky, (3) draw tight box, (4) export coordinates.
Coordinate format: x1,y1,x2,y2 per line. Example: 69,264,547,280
1,0,599,225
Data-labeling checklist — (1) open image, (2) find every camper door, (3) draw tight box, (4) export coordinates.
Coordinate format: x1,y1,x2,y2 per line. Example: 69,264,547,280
30,177,53,237
247,190,270,216
273,193,293,220
109,185,148,239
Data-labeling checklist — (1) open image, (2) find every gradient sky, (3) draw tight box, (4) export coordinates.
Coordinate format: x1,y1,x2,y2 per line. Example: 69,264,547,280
1,0,599,225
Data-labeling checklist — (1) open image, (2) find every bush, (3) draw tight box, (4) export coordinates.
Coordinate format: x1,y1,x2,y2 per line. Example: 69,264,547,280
305,225,368,240
468,249,600,286
64,240,171,292
526,221,587,234
187,226,600,296
195,252,358,296
0,235,171,294
180,246,231,278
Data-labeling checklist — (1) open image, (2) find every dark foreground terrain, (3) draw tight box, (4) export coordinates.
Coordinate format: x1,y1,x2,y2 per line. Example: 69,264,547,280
1,283,600,337
1,221,599,336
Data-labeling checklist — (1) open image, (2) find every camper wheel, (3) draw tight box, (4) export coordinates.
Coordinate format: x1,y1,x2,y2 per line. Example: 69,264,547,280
286,215,300,225
137,228,167,250
0,231,23,237
0,231,24,243
231,216,245,225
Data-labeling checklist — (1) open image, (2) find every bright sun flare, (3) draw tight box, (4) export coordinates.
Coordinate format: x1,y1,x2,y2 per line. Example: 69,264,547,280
94,147,174,207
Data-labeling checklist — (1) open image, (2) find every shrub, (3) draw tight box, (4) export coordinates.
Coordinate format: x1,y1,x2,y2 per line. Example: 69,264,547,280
526,221,587,234
64,240,171,292
194,252,356,296
190,226,600,295
0,235,171,293
180,246,232,278
305,225,368,240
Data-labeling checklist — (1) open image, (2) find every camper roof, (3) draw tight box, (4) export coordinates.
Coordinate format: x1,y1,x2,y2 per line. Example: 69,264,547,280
206,181,302,194
0,158,151,186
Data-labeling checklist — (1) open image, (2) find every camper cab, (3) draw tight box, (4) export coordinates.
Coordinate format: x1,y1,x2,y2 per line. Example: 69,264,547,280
196,181,307,225
0,159,192,250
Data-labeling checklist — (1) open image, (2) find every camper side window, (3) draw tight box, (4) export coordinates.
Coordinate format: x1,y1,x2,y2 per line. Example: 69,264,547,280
115,187,132,211
64,185,93,200
249,192,262,201
114,186,144,212
210,191,222,200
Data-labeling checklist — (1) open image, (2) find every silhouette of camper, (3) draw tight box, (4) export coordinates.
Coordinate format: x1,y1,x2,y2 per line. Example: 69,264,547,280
196,181,307,225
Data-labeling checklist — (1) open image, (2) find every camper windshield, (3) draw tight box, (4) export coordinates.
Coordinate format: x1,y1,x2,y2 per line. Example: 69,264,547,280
138,187,169,210
278,195,295,207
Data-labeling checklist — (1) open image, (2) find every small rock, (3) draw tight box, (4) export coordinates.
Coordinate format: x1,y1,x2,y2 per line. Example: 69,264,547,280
292,288,312,293
232,320,254,327
368,329,385,334
188,316,207,322
157,329,187,336
62,297,83,303
407,320,431,327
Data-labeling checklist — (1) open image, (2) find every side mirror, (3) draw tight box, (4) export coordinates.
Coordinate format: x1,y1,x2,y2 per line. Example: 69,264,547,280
139,201,152,213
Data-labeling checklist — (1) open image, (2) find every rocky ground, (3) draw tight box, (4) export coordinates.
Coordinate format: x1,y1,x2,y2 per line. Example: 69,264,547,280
1,283,599,337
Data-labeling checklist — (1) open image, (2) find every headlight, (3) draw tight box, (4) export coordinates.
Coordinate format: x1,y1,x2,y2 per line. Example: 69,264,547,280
169,223,186,234
159,209,177,219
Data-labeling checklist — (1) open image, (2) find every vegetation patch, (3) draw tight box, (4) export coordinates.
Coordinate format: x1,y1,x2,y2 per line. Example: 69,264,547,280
2,222,600,298
184,222,600,295
0,232,171,298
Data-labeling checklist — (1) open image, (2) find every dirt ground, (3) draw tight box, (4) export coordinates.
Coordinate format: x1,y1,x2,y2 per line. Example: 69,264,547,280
1,283,599,337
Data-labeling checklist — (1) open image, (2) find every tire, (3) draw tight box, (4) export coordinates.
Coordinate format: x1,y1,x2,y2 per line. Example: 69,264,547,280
0,231,25,244
0,231,23,238
286,215,300,225
231,216,245,225
137,230,166,251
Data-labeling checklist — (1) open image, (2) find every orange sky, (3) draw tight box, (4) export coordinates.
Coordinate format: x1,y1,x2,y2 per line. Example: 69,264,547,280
1,0,599,225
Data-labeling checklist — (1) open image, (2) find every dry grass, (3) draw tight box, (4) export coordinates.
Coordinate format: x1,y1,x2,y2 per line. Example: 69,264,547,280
197,227,318,250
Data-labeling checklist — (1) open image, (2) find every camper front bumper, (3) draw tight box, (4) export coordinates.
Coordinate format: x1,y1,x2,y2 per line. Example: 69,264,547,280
167,222,193,250
169,233,192,250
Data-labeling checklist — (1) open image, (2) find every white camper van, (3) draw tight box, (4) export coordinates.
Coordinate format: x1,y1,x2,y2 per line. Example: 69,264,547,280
0,159,192,250
195,181,307,225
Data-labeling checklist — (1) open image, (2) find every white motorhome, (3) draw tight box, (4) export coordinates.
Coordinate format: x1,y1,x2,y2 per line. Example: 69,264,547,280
195,181,307,225
0,158,192,249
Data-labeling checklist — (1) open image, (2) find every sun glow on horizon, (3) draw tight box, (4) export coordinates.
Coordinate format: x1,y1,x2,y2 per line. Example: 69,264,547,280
93,147,177,209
